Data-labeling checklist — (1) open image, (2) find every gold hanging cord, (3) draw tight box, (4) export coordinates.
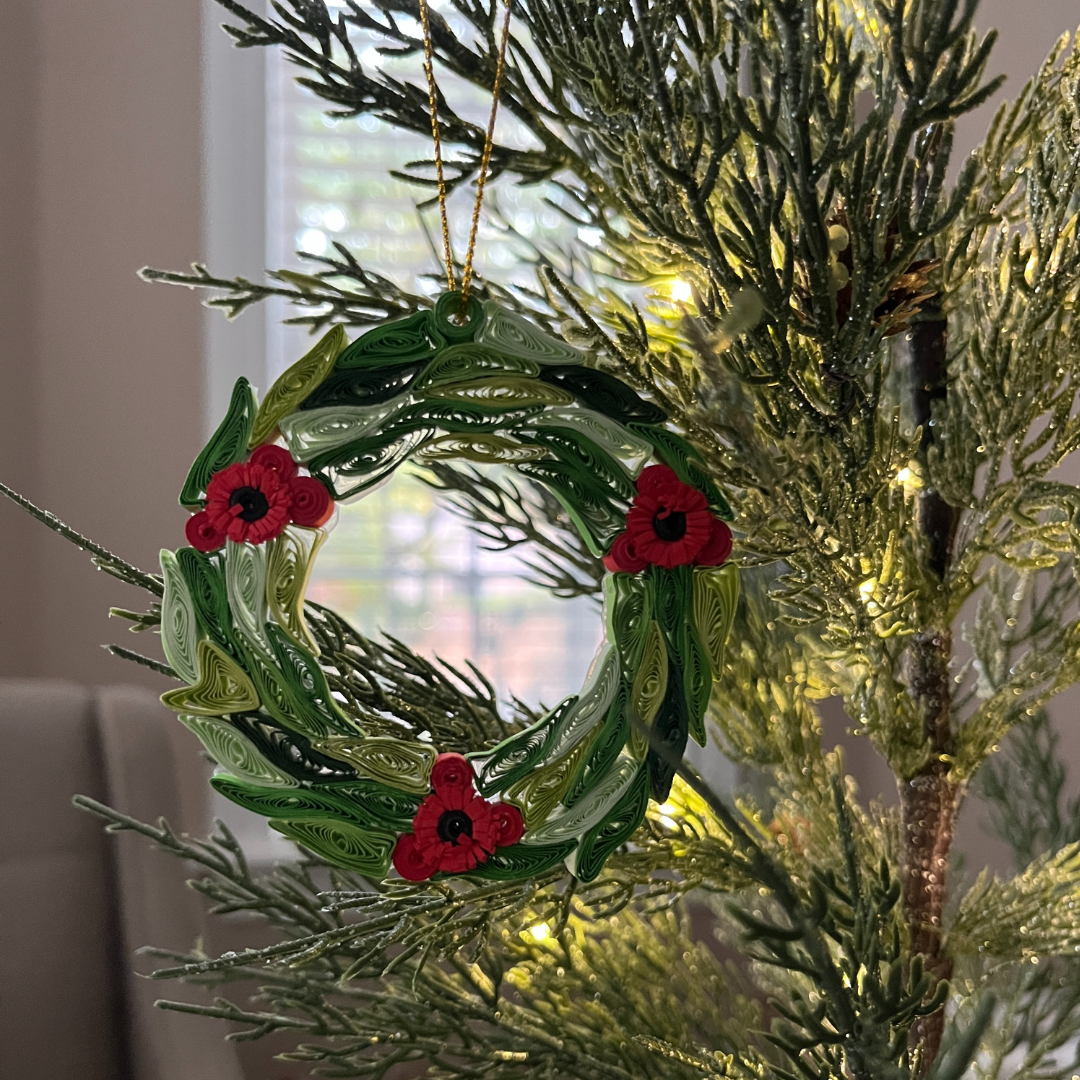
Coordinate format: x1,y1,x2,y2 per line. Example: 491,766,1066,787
417,0,514,308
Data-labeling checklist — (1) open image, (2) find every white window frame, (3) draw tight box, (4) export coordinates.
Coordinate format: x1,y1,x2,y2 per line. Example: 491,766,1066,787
202,0,269,436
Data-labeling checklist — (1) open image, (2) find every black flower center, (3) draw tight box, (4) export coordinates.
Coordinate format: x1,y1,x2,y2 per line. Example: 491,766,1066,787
652,508,687,542
229,486,270,522
437,810,473,845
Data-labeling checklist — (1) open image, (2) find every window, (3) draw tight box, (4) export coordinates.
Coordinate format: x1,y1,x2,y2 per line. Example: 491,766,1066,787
264,14,601,709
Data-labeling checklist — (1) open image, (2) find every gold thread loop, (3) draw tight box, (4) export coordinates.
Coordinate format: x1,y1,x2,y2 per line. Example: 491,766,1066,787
417,0,456,294
460,0,514,308
416,0,513,308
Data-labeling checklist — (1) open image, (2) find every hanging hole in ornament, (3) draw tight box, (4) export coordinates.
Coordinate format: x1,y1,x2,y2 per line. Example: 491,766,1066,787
434,291,485,342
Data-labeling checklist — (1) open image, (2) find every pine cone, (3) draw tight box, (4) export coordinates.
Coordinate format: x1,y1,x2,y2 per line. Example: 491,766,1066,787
797,209,940,338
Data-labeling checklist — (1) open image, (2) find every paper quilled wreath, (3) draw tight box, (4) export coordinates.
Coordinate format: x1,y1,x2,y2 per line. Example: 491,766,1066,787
160,292,739,884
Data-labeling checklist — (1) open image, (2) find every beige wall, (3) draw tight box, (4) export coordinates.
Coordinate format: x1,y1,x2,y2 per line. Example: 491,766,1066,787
0,0,42,678
955,0,1080,162
0,0,1076,694
0,0,203,686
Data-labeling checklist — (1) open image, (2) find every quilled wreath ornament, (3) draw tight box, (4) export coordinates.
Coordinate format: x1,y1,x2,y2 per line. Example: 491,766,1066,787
156,0,739,885
160,294,739,884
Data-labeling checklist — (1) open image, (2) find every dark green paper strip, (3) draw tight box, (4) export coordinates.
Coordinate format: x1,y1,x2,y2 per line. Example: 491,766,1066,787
176,548,240,658
520,426,636,501
469,838,577,881
470,697,577,797
645,660,690,803
179,377,257,508
267,624,358,737
563,683,632,809
211,774,417,833
229,712,357,783
301,360,428,410
538,366,666,425
682,623,712,747
335,309,445,369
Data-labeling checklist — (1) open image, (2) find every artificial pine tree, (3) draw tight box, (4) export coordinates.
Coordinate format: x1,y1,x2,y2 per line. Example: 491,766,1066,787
6,1,1080,1078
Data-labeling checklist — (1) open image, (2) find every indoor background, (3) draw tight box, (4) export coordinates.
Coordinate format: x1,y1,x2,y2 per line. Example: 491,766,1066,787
0,1,1077,1076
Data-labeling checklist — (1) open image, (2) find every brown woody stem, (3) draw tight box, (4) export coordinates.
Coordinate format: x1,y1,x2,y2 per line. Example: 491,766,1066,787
903,309,961,1068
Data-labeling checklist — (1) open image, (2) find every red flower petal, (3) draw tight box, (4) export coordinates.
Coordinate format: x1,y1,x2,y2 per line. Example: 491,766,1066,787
491,803,524,847
625,503,713,568
205,462,292,546
413,824,441,852
250,443,298,481
233,501,291,544
603,532,648,573
206,462,260,506
288,476,334,528
431,753,474,794
185,510,226,553
633,485,708,516
636,463,681,497
439,837,488,874
465,796,497,851
634,461,709,530
413,792,450,835
392,833,441,881
696,519,733,567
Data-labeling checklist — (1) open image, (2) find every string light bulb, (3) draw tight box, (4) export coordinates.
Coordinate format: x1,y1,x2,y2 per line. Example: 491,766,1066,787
671,278,693,303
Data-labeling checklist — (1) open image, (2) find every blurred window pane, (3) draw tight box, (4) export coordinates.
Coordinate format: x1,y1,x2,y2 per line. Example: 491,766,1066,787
265,17,601,715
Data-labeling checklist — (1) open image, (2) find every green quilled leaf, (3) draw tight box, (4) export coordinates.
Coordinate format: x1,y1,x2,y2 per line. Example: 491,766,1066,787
180,377,258,508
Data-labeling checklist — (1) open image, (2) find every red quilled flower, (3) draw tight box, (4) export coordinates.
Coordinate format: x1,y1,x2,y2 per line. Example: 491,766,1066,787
184,444,336,552
249,443,298,481
392,753,524,881
288,476,334,528
185,510,227,553
602,463,732,573
206,461,294,545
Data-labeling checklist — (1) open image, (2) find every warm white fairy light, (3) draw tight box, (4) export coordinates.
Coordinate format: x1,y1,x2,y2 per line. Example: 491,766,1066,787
671,278,693,302
893,463,921,494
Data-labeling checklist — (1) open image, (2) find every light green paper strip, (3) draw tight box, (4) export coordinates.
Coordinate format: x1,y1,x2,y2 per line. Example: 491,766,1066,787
504,736,594,830
266,526,325,655
522,754,639,845
422,377,575,408
270,817,394,878
250,324,347,449
159,549,200,685
160,639,261,716
478,301,586,365
178,714,299,788
318,427,432,501
692,563,740,674
417,342,540,387
313,735,437,795
525,406,654,477
547,645,620,759
278,401,401,461
225,540,271,654
631,621,668,725
415,433,548,464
